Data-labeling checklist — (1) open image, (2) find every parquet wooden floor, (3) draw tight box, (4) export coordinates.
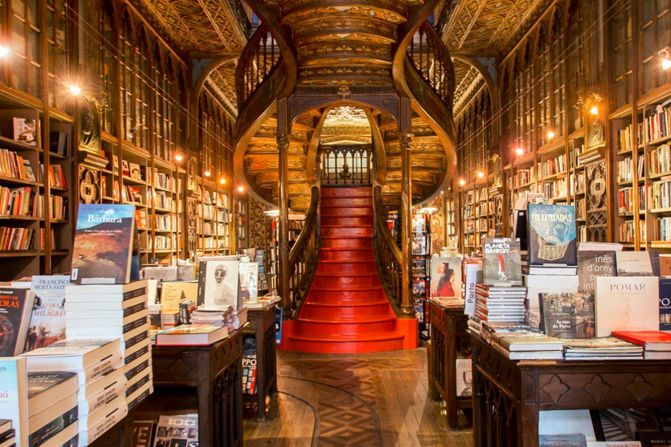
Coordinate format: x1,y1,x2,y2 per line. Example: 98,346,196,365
243,348,473,447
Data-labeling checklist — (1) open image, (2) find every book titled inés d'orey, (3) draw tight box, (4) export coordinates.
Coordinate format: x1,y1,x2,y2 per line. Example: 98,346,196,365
527,204,577,266
71,204,135,284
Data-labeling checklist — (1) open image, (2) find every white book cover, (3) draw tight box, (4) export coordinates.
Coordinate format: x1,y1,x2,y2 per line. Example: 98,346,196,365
197,260,240,310
524,274,579,329
0,358,28,447
455,358,472,397
615,251,653,276
27,276,70,351
539,410,596,441
239,262,259,302
595,276,659,337
464,260,482,316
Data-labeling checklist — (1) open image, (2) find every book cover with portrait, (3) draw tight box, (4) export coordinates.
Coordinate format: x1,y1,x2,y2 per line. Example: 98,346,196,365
197,260,240,310
430,254,463,298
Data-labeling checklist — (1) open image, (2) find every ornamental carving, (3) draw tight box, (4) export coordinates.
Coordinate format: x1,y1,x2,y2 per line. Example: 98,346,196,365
540,375,570,403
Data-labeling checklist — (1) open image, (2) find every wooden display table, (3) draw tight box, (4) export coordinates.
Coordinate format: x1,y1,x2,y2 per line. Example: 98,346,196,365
428,298,472,429
243,303,278,420
471,333,671,447
137,327,245,447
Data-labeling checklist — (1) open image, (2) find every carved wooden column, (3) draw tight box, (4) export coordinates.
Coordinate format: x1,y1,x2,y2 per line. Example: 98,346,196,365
277,98,290,309
399,96,414,317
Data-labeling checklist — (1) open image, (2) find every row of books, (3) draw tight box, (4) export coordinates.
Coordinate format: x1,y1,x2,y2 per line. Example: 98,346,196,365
513,168,533,188
152,191,174,211
618,220,646,244
648,143,671,176
0,226,34,251
649,179,671,210
538,154,566,179
151,170,176,192
617,122,634,152
47,165,67,189
541,178,567,199
0,186,35,217
640,101,671,143
617,155,644,183
0,148,34,181
148,235,174,250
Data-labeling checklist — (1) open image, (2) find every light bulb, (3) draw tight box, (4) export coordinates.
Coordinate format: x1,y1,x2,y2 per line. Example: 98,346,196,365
204,170,211,177
219,178,226,185
237,186,244,193
589,105,599,116
458,178,466,187
663,58,671,70
476,171,485,179
515,147,525,157
546,130,556,140
0,46,10,58
68,84,81,96
175,153,184,163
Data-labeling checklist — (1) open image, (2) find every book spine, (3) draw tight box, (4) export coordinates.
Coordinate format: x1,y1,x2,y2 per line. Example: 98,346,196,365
28,407,77,447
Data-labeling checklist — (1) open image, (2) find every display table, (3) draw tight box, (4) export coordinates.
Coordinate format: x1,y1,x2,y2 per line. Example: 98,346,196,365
471,332,671,447
243,304,278,420
428,298,472,429
138,327,245,447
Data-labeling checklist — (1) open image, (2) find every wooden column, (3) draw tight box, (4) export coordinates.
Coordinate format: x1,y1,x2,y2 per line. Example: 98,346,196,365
277,98,290,309
399,96,414,317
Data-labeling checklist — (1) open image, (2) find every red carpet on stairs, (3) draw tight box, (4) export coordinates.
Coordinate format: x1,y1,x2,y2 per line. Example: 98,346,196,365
281,186,417,354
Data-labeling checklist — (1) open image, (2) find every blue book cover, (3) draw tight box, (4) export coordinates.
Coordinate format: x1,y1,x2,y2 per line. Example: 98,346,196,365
71,204,135,284
660,278,671,331
527,204,577,266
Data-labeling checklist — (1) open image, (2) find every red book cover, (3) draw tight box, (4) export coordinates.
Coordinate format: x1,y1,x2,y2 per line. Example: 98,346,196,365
611,330,671,350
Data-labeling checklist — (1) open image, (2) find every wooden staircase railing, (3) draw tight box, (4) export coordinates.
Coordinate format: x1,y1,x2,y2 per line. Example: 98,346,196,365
372,185,404,316
285,185,321,317
236,22,282,110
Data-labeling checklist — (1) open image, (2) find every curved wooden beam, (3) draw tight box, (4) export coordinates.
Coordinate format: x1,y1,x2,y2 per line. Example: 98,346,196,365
305,110,326,185
365,109,387,186
192,55,238,101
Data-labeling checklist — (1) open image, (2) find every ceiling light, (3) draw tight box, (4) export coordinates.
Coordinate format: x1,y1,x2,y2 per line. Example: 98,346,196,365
661,49,671,70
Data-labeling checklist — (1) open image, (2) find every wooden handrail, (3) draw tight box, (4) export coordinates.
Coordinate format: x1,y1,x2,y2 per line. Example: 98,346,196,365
372,185,404,316
285,185,321,316
235,22,282,110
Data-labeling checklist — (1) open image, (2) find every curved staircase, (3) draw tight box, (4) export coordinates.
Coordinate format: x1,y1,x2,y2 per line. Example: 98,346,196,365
282,187,416,354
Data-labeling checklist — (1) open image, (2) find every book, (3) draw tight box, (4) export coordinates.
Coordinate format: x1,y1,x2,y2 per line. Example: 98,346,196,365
659,278,671,331
482,238,522,286
152,413,198,447
539,434,587,446
239,262,259,302
21,338,120,375
611,330,671,350
197,260,240,310
431,254,462,299
563,337,643,360
132,420,155,447
528,266,578,275
13,117,37,146
71,204,136,284
160,281,198,314
28,393,77,447
659,254,671,277
155,324,229,346
595,276,659,337
577,251,616,293
27,371,77,416
525,274,579,330
27,275,70,351
540,292,595,338
455,358,472,397
463,258,482,316
615,251,653,276
528,204,577,266
0,358,28,447
0,288,35,355
494,332,563,352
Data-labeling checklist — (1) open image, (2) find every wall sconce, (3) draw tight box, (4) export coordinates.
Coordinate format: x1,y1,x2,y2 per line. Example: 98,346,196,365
174,153,184,163
546,130,556,140
204,170,211,178
219,177,226,185
0,45,10,58
514,147,525,157
589,105,599,116
68,84,82,96
458,178,466,187
476,170,485,179
660,48,671,70
237,186,245,193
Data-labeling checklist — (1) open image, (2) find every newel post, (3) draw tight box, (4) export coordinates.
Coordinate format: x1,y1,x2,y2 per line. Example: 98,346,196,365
399,96,415,317
277,97,291,309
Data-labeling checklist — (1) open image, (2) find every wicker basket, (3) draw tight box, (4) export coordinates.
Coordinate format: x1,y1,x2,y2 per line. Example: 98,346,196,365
537,234,568,261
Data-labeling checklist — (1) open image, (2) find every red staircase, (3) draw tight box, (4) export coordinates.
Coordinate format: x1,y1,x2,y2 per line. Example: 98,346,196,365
281,186,417,354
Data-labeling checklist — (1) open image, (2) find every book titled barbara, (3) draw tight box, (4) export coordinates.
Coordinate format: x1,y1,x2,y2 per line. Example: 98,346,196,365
0,288,35,355
71,204,135,284
482,238,522,286
528,204,577,266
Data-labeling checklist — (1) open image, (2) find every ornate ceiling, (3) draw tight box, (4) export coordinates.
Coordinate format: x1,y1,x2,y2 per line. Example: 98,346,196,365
320,106,372,145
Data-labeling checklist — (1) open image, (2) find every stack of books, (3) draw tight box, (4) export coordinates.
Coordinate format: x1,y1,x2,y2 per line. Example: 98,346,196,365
563,337,643,361
156,324,229,346
475,284,527,324
27,371,79,446
190,304,247,331
20,339,126,445
0,420,15,446
64,281,153,411
242,338,257,395
612,330,671,360
489,330,564,360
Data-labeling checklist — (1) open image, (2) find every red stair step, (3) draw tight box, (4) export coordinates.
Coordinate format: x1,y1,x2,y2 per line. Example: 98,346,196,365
321,197,372,208
318,248,374,261
294,316,398,336
321,237,372,249
312,274,381,289
316,261,376,275
306,287,386,302
321,226,373,238
300,301,391,319
321,187,372,198
288,333,404,354
321,216,372,227
321,206,371,217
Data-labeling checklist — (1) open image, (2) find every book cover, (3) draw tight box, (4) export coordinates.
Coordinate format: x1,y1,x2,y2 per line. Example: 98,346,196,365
27,275,70,351
482,238,522,286
659,254,671,277
411,235,428,255
528,204,577,266
540,292,595,339
152,413,198,447
577,251,616,294
13,118,37,146
71,204,135,284
660,278,671,331
464,259,483,316
0,358,28,447
0,288,35,355
197,260,239,310
160,282,198,314
615,251,653,276
611,330,671,350
455,358,472,397
431,255,462,299
639,431,671,446
239,262,258,302
595,276,660,337
132,420,155,447
27,371,77,416
539,434,587,446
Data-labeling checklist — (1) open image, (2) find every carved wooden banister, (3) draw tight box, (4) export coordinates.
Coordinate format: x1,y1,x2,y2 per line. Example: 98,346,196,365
285,185,321,317
235,22,282,110
372,185,404,316
406,21,455,110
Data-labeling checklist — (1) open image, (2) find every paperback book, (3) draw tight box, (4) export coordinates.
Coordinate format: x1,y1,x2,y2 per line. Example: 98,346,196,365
577,251,616,294
0,288,35,355
238,262,259,302
615,251,653,276
661,278,671,331
27,275,70,350
0,358,28,447
463,258,482,316
430,254,462,299
197,260,240,310
160,282,198,314
482,238,522,286
594,276,659,337
527,204,577,266
152,413,198,447
71,204,135,284
540,292,595,339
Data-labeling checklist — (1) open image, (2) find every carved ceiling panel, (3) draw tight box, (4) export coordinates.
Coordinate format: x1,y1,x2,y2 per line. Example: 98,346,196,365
321,106,372,145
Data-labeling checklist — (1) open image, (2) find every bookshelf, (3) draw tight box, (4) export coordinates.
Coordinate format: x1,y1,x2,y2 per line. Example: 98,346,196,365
411,211,431,341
